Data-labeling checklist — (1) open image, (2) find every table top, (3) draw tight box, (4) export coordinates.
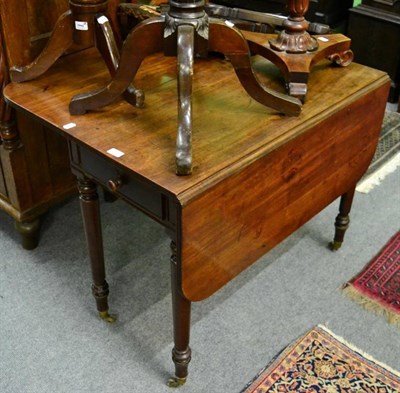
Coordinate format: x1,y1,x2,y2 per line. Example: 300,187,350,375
4,43,388,204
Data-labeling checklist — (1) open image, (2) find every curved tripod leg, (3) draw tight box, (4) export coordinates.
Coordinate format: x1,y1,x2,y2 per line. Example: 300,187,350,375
208,20,302,116
94,14,144,108
245,38,301,88
175,25,194,176
244,31,353,100
69,17,164,115
245,37,311,100
10,11,74,82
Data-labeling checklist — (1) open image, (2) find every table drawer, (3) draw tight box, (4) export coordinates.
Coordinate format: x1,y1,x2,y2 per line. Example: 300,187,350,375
69,142,176,226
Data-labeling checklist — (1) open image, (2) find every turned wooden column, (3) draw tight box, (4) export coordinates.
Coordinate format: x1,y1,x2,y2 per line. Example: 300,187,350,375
0,112,43,249
0,115,42,250
330,187,356,251
168,0,205,18
69,0,109,46
168,241,191,388
77,177,116,322
0,111,20,151
270,0,318,53
1,50,42,249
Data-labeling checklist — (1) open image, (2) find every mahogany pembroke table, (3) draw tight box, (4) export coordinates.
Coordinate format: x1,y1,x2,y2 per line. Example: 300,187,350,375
4,45,389,386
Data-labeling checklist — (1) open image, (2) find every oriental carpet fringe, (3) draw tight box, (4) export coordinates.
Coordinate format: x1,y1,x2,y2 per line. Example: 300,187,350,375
343,231,400,327
240,325,400,393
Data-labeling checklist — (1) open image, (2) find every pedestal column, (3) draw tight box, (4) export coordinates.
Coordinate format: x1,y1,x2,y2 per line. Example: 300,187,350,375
270,0,318,53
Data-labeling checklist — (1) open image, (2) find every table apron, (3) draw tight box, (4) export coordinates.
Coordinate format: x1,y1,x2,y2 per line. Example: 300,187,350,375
68,141,178,230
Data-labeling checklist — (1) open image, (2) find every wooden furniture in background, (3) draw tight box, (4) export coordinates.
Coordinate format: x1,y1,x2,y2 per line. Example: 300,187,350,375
347,0,400,103
0,0,126,249
0,0,76,249
46,0,353,175
5,42,390,385
212,0,353,28
10,0,144,109
242,0,353,99
65,0,303,175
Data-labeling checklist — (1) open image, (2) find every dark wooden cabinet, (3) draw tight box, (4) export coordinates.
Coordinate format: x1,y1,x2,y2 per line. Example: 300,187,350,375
347,1,400,102
362,0,400,13
212,0,353,27
0,0,125,249
0,0,77,249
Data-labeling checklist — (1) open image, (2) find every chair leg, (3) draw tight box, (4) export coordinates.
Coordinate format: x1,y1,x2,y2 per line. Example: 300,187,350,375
330,186,356,251
77,177,116,323
168,241,191,388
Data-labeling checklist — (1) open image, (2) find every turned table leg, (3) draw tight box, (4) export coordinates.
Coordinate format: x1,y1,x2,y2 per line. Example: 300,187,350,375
168,241,191,387
330,186,356,251
77,177,116,322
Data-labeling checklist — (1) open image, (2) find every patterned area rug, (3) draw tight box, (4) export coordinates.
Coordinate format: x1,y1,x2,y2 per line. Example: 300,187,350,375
343,231,400,327
241,326,400,393
357,110,400,193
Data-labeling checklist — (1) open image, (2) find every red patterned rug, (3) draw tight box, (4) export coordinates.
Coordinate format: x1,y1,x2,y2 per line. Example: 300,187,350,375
343,231,400,327
241,326,400,393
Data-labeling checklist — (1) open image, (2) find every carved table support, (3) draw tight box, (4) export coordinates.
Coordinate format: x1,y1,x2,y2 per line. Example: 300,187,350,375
243,0,354,100
9,0,143,107
330,186,356,251
68,0,302,176
270,0,318,53
77,177,116,323
175,25,194,175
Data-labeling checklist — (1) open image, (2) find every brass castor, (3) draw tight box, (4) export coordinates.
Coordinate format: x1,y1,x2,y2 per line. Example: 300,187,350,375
99,311,117,323
167,377,187,388
329,241,342,251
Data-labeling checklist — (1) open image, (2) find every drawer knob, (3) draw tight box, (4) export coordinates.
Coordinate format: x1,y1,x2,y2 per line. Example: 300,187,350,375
107,178,123,192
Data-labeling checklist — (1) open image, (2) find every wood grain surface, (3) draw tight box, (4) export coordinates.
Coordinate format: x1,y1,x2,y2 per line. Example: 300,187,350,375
181,82,389,300
4,43,389,202
4,40,390,298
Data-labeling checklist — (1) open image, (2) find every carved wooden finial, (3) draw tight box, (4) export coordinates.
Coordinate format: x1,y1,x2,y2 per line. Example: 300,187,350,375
270,0,318,53
286,0,309,17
